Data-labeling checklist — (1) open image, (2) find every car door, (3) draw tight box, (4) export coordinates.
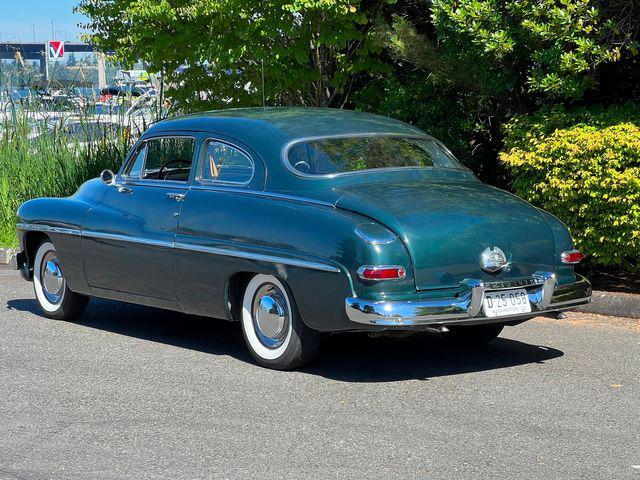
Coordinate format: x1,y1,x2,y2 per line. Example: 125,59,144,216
83,133,198,303
173,135,265,317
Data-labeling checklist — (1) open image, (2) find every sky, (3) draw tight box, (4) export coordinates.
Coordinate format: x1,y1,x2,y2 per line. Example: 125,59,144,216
0,0,89,43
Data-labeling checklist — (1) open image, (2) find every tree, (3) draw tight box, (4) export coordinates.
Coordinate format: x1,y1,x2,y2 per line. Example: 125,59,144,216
352,0,638,183
77,0,392,110
386,0,637,105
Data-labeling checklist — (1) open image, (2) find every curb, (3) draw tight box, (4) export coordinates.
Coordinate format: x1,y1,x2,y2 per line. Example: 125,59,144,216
0,248,16,266
577,290,640,319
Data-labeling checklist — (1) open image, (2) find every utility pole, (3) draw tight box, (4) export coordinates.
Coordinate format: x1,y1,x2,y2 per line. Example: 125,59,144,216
51,21,55,40
31,24,36,42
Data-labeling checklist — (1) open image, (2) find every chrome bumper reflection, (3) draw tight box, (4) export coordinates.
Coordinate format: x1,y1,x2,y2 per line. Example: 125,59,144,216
345,272,591,327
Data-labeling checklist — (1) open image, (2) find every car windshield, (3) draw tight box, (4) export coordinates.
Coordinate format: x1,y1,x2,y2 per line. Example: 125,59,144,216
286,135,463,176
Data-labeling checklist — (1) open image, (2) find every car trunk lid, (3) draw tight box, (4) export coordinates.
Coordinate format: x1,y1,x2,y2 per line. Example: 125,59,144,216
329,179,556,290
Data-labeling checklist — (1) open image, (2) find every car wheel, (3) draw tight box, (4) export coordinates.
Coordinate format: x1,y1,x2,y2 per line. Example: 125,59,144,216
33,240,89,320
241,274,321,370
448,323,504,345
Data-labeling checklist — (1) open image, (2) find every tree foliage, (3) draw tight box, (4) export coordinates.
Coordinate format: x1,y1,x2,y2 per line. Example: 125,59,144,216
388,0,637,103
352,0,639,185
77,0,392,109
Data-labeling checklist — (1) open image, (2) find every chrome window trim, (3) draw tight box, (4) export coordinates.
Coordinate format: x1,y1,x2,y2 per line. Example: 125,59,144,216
196,137,256,187
281,132,468,179
118,142,142,177
121,142,148,180
121,135,197,183
188,185,335,208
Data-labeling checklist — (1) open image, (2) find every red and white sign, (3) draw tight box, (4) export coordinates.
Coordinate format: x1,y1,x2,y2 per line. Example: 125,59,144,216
47,41,64,60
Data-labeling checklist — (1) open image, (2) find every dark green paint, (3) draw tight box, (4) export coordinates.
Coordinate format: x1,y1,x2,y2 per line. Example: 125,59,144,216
16,108,584,331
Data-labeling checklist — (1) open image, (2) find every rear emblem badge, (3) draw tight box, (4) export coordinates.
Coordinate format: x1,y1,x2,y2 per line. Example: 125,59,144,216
481,246,508,273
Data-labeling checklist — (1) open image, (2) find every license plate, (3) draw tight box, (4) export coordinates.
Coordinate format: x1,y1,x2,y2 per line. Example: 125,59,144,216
482,289,531,318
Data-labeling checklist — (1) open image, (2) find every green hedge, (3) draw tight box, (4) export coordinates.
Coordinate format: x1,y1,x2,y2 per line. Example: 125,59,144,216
500,104,640,269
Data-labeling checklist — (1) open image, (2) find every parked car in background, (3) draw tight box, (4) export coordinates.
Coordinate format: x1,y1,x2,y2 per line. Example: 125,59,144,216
13,108,592,369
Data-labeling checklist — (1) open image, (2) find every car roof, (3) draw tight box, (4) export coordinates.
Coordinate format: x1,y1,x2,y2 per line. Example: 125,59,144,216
145,107,425,143
142,107,456,192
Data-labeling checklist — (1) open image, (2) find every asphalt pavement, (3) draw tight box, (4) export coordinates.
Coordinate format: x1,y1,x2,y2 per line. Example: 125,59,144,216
0,269,639,480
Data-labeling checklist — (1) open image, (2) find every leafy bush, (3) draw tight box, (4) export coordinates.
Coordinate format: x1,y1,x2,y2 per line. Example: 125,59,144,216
500,104,640,269
0,108,131,247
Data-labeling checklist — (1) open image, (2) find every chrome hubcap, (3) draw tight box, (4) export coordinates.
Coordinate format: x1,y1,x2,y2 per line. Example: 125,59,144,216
252,283,290,349
41,251,64,304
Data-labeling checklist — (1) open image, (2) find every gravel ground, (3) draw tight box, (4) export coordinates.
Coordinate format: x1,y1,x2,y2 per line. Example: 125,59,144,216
0,269,639,480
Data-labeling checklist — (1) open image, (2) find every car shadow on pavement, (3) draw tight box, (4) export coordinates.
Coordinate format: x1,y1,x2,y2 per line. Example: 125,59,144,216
7,297,563,382
307,333,563,382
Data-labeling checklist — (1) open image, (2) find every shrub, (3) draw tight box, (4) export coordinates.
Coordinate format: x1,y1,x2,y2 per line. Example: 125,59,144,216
500,104,640,269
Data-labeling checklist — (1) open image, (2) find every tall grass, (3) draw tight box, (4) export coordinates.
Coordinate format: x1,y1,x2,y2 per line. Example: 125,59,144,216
0,99,134,247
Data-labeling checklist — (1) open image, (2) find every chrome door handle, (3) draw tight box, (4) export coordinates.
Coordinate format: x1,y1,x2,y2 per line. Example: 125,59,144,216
166,192,185,201
117,185,132,194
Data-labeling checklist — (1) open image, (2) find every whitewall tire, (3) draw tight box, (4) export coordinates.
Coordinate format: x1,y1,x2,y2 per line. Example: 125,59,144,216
33,241,89,320
241,274,320,370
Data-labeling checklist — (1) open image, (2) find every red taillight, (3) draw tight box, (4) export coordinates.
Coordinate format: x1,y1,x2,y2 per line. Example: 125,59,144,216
357,265,406,281
561,250,584,264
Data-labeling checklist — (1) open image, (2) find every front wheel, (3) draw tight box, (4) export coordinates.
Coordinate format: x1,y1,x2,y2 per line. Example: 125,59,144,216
33,240,89,320
241,274,320,370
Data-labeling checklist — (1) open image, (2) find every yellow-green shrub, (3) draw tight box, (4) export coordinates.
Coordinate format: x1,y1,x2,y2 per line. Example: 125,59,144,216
500,105,640,268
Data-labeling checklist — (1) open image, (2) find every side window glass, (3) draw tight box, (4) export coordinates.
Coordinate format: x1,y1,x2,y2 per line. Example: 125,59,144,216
202,140,254,184
141,137,195,182
125,144,147,179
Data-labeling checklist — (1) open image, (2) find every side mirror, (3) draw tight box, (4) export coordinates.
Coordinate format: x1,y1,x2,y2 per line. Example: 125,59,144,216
100,169,115,186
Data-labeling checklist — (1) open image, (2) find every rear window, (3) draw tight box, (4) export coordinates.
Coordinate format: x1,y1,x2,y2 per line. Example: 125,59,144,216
286,135,463,176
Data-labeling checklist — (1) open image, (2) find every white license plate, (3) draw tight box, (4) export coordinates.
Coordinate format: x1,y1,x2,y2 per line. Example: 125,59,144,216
482,289,531,318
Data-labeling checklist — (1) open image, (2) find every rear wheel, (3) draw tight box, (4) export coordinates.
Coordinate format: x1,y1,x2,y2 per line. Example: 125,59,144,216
448,323,504,345
33,240,89,320
240,274,320,370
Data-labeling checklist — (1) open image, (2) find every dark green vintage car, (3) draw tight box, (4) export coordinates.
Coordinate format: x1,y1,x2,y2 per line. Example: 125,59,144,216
14,108,591,369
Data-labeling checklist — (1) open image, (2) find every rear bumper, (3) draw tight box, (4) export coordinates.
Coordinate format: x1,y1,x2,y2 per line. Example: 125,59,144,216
345,272,591,327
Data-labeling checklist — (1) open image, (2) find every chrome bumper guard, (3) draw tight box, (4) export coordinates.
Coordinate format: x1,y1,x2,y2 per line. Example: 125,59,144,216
345,272,592,327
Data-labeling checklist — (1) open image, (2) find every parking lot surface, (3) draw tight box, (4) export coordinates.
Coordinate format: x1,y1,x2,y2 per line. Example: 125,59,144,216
1,269,639,479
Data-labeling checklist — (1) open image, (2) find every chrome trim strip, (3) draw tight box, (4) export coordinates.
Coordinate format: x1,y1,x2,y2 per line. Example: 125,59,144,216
16,223,81,236
484,277,543,291
188,185,335,208
173,242,341,273
19,223,340,273
82,230,172,248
